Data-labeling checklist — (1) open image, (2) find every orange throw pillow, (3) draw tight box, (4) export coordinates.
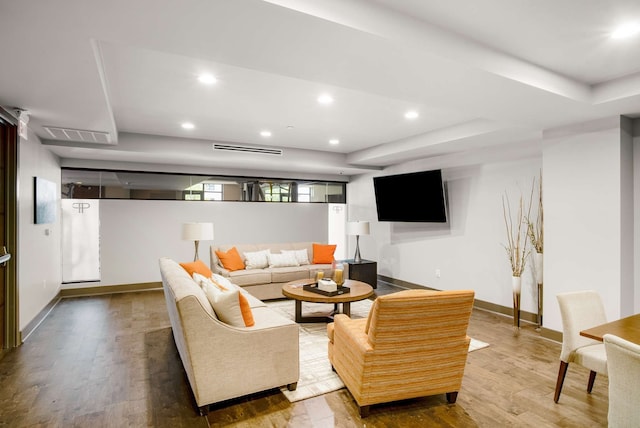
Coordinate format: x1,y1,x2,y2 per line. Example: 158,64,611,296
215,246,246,271
238,293,255,327
180,259,213,277
312,243,336,264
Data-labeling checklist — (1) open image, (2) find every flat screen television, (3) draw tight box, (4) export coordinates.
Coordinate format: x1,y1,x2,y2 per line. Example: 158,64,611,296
373,169,447,222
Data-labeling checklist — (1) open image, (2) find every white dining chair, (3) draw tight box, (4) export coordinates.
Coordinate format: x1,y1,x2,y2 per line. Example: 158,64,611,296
603,334,640,427
554,290,608,403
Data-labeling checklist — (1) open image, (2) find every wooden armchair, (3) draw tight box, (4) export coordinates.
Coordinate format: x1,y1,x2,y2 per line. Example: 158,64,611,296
327,289,475,417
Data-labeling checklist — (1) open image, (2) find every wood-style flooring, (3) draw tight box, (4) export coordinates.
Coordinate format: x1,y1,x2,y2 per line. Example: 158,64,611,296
0,285,608,427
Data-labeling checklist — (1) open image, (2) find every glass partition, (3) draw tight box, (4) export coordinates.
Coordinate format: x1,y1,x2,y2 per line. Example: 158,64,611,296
61,168,346,203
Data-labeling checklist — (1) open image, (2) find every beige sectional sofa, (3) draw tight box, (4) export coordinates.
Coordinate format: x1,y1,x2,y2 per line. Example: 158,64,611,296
210,242,335,300
159,257,299,415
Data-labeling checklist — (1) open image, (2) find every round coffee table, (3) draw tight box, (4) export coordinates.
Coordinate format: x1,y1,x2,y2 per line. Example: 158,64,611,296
282,278,374,323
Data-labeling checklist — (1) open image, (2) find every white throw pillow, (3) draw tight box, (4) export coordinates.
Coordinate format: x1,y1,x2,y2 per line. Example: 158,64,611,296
193,272,231,291
192,272,212,289
201,281,254,327
243,249,270,270
281,249,310,265
211,273,238,291
267,252,300,268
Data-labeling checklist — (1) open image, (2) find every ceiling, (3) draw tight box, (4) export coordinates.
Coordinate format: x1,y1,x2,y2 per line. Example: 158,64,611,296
1,0,640,179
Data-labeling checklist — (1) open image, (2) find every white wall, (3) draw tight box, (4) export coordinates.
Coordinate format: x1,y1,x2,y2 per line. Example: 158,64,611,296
543,118,633,331
348,157,542,315
79,200,329,287
349,116,638,333
18,128,62,331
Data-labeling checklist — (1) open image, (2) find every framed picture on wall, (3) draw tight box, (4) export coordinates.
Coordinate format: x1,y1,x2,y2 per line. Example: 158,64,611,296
34,177,57,224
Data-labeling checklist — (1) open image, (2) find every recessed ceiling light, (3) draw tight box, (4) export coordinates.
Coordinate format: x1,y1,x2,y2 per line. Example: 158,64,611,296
317,94,334,105
181,122,195,130
329,139,340,145
198,73,217,84
404,110,419,120
611,22,640,39
260,130,272,137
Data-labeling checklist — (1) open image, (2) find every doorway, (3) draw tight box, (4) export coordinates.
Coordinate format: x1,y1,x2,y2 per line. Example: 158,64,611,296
0,107,19,352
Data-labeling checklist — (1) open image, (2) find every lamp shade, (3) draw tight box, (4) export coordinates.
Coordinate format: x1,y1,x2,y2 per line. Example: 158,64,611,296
182,222,214,241
347,221,370,236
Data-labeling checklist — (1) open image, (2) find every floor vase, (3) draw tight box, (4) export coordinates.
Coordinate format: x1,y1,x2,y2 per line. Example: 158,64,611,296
512,276,521,336
534,252,543,329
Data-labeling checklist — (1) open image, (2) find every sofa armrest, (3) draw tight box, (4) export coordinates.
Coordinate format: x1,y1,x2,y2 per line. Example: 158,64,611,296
175,296,299,406
209,246,229,276
212,264,230,276
333,314,372,354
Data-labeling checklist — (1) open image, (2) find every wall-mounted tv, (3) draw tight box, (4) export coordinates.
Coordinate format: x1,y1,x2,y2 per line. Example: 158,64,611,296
373,169,447,222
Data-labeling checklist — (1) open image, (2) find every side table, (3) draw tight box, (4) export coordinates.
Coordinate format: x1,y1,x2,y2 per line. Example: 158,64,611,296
342,259,377,289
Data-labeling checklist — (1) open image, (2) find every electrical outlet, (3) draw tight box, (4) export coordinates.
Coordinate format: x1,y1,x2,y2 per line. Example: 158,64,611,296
435,269,441,278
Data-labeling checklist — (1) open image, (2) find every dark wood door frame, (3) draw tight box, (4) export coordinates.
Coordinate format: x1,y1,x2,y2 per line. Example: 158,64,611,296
0,106,19,352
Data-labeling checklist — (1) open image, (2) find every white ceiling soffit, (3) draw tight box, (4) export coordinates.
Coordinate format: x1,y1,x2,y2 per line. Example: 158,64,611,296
43,126,114,145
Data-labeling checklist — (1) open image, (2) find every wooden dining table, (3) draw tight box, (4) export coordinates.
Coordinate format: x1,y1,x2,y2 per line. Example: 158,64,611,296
580,313,640,344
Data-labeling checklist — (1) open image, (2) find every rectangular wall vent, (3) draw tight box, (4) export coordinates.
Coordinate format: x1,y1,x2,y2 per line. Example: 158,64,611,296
213,143,282,156
43,126,113,145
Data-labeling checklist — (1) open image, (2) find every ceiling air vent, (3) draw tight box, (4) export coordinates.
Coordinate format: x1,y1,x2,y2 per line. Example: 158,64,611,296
43,126,114,145
213,143,282,156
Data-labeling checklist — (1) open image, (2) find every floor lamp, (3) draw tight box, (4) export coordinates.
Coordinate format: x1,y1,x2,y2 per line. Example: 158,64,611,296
347,221,370,263
182,222,214,261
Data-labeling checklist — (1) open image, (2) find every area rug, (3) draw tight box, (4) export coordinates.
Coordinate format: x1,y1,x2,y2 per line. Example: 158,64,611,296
267,299,489,402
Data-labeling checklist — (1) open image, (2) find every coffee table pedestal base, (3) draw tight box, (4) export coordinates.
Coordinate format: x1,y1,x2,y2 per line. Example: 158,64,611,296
294,301,351,323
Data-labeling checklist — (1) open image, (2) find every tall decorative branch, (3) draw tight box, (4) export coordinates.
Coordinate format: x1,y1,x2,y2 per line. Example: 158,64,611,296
526,171,544,330
527,173,543,254
502,192,530,277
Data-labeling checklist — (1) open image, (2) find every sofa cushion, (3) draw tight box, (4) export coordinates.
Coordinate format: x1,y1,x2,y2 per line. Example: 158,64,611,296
227,269,272,286
250,306,298,330
269,266,311,283
312,243,336,264
216,247,246,271
244,249,270,270
281,249,310,265
267,252,299,268
202,281,255,327
180,259,213,277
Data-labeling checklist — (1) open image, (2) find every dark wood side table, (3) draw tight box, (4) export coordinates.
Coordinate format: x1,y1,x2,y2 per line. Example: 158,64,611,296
342,259,377,289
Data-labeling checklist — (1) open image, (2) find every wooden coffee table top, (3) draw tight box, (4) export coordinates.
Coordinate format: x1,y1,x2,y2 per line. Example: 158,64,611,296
282,278,374,304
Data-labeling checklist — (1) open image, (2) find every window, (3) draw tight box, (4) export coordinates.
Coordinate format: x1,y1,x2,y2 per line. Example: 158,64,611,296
298,185,311,202
203,183,223,201
184,182,223,201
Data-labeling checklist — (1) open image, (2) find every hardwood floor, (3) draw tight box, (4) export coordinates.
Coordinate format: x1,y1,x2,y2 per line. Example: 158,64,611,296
0,285,609,427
